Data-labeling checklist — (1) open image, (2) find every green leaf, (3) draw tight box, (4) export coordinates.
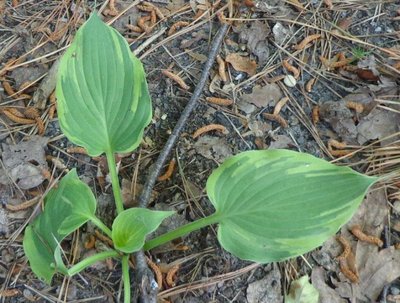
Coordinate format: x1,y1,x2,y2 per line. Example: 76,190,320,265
206,149,378,263
285,276,319,303
23,169,97,283
56,13,152,156
112,208,174,253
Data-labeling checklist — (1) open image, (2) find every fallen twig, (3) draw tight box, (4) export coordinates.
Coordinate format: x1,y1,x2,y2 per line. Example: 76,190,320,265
135,23,229,303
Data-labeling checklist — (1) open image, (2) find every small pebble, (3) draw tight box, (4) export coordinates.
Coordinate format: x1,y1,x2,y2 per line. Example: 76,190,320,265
284,75,296,87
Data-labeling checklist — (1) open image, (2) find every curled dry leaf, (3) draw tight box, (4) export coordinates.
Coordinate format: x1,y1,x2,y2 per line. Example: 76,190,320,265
0,136,49,189
225,53,257,75
216,55,227,82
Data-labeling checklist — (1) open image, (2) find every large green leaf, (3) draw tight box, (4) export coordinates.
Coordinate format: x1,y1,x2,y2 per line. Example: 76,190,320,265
23,169,97,283
112,208,174,253
56,13,152,156
206,149,378,263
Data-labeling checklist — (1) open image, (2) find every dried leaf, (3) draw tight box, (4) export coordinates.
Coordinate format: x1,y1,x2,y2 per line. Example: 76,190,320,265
226,53,257,75
357,108,400,145
273,22,292,45
317,189,393,302
319,101,357,143
236,21,270,64
0,136,49,189
311,267,347,303
269,135,293,149
247,265,282,303
121,179,158,207
240,84,282,108
193,135,233,162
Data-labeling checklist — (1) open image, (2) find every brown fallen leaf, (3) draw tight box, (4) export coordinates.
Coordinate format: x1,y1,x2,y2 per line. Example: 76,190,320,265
225,53,257,75
246,264,283,303
0,136,49,189
240,84,282,108
318,189,392,302
121,179,158,207
311,267,348,303
236,20,270,64
357,107,400,145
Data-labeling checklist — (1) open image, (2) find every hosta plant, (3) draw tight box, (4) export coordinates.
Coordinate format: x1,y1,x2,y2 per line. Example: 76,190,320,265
23,13,378,303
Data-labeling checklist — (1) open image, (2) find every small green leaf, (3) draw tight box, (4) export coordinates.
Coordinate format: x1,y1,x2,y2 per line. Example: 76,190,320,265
112,208,174,253
23,169,97,283
285,276,319,303
56,13,152,156
206,149,378,263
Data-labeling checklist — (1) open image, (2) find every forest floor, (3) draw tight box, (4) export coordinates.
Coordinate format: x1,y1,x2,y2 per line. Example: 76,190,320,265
1,0,400,302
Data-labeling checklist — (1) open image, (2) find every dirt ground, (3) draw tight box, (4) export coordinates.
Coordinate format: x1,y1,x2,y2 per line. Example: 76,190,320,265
1,0,400,302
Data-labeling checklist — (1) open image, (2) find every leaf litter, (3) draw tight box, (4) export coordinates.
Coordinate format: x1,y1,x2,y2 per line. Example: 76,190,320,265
0,135,48,190
313,188,400,302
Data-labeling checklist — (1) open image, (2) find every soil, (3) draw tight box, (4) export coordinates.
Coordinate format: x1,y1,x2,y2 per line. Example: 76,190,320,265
1,0,400,302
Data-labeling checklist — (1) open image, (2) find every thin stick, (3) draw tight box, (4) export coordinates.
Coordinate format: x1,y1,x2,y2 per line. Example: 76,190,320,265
138,23,229,208
135,23,229,303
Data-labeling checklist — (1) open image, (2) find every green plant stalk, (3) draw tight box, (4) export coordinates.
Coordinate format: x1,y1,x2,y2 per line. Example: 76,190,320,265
106,150,124,214
143,214,219,251
121,255,130,303
67,250,120,276
90,216,113,238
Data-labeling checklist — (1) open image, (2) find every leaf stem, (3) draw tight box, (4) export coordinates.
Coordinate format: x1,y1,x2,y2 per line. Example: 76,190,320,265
122,255,131,303
143,214,219,251
90,216,113,238
106,150,124,214
68,250,120,276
